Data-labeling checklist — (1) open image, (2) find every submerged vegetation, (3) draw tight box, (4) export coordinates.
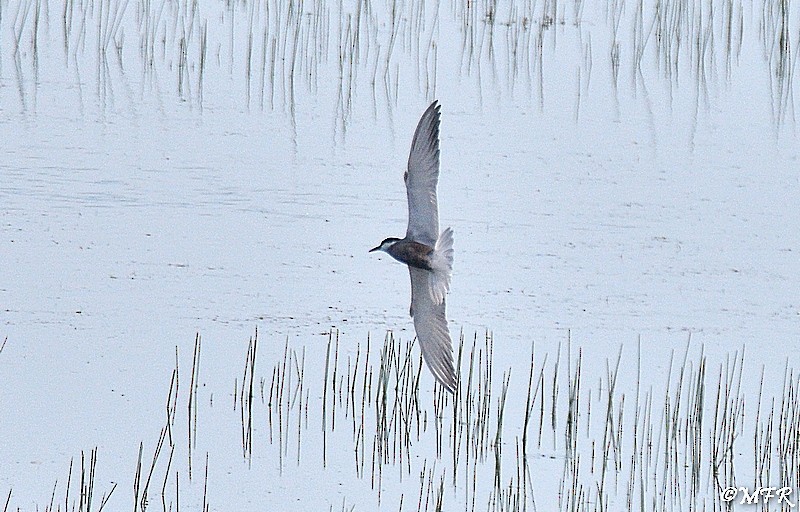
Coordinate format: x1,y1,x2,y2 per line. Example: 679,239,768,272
6,328,800,511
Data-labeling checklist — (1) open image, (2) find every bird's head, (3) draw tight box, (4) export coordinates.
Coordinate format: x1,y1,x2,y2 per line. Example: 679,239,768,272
369,237,401,253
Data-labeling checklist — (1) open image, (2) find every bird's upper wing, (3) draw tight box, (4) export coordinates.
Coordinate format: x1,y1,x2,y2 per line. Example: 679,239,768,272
409,266,456,392
404,101,441,248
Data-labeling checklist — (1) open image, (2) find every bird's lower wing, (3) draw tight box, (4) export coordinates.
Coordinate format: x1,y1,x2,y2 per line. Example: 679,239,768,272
409,267,457,392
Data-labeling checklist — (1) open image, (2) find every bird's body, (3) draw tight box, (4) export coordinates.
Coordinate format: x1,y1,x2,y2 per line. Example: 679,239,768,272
370,101,457,393
377,239,434,271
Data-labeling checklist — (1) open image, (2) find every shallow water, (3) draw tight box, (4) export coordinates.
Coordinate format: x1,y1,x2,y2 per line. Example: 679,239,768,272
2,0,800,510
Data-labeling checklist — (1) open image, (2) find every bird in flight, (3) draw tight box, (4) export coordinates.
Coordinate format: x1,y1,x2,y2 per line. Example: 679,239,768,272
370,101,457,393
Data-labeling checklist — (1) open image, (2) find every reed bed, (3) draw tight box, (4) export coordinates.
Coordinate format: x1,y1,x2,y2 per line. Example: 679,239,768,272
8,327,800,511
2,0,798,127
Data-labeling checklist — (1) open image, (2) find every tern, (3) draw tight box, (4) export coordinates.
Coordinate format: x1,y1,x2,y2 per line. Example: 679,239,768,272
370,101,457,393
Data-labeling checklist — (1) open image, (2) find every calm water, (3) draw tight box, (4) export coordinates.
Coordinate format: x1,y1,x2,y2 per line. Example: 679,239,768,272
2,0,800,510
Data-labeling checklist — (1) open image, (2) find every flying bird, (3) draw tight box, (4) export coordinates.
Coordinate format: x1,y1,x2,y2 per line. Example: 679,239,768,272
370,101,457,393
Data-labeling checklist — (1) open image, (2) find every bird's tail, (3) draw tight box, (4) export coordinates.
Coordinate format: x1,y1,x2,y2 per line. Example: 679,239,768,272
428,227,454,304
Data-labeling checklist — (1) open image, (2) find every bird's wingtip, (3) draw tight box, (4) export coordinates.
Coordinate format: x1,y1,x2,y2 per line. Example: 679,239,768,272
438,374,457,394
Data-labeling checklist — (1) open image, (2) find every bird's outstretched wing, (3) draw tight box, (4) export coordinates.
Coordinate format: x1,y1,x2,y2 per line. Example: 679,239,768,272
409,266,456,392
405,101,441,248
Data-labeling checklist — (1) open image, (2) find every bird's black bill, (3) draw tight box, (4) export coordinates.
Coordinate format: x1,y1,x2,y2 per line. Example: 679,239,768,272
369,245,381,252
